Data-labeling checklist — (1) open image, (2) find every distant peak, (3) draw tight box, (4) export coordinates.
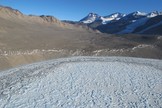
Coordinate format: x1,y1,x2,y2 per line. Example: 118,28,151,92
87,13,100,17
0,6,23,16
104,12,126,18
131,11,147,16
135,11,141,13
147,11,160,17
149,11,159,15
80,12,101,23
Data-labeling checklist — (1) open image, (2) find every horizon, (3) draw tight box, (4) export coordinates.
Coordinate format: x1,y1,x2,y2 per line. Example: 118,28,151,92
0,0,162,21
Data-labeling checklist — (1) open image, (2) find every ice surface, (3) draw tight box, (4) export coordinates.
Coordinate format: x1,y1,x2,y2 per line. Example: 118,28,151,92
0,57,162,108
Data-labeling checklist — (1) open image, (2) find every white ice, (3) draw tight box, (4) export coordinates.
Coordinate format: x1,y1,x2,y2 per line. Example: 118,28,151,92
0,57,162,108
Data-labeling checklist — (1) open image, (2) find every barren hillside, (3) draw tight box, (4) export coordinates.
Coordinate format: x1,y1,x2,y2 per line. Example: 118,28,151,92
0,6,162,71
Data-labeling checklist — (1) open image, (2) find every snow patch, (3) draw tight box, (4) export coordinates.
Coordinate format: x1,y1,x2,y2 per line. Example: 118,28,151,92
132,44,154,51
118,17,149,34
147,11,160,18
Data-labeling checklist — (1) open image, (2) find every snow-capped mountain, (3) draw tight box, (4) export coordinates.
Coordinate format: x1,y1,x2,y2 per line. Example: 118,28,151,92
131,11,147,16
80,11,162,35
80,13,101,24
120,11,147,22
118,17,149,34
80,11,150,25
147,11,161,18
118,11,162,34
80,12,126,24
104,12,126,19
101,13,126,24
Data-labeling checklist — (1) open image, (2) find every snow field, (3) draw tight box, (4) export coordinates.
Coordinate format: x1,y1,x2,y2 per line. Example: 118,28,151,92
0,57,162,108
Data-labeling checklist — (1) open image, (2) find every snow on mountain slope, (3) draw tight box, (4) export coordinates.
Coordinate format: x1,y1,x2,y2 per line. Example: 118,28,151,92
80,13,126,24
101,13,126,24
139,21,162,33
120,11,147,22
147,11,161,18
132,11,147,16
104,12,126,19
78,11,162,34
80,13,101,24
118,17,149,34
0,57,162,108
117,11,162,34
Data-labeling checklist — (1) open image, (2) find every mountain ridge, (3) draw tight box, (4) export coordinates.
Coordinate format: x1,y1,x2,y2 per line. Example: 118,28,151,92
0,5,162,35
0,6,71,28
0,5,162,70
80,11,162,24
79,11,162,35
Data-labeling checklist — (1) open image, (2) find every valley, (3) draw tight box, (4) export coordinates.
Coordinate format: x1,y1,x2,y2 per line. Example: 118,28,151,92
0,2,162,108
0,6,162,71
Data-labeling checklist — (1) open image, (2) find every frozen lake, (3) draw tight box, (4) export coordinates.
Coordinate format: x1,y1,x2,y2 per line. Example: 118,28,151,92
0,57,162,108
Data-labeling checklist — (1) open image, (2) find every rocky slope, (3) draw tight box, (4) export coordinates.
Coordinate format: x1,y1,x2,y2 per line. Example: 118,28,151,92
0,6,162,71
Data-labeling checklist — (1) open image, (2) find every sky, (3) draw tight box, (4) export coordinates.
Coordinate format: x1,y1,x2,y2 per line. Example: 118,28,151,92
0,0,162,21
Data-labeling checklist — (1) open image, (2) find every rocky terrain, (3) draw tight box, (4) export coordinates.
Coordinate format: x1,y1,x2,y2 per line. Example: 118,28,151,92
0,5,162,108
0,6,162,71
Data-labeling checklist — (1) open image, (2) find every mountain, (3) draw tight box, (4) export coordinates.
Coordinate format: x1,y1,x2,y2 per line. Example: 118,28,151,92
0,5,68,27
133,15,162,34
102,13,126,24
0,5,162,70
80,13,101,24
0,6,105,70
117,11,162,34
0,6,162,108
121,11,147,21
0,5,23,16
0,6,103,51
80,12,126,24
147,11,161,18
79,11,162,35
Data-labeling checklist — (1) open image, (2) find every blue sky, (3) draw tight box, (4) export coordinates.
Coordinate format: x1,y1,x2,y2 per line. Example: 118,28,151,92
0,0,162,21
